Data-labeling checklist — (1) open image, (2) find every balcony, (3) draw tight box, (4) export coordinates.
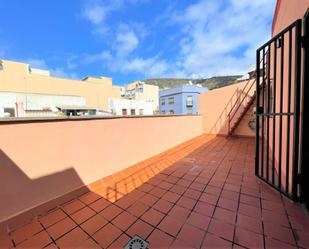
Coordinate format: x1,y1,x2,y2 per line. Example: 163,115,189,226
0,119,308,248
0,78,308,248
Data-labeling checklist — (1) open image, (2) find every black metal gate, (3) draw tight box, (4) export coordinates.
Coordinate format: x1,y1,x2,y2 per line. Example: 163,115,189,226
300,11,309,209
255,19,304,201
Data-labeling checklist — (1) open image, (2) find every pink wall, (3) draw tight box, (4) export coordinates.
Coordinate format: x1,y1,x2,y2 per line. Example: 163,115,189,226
0,115,203,222
265,0,308,191
272,0,309,35
198,81,255,137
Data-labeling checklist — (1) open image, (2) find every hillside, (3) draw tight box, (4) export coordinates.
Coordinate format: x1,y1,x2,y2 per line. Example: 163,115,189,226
140,76,242,90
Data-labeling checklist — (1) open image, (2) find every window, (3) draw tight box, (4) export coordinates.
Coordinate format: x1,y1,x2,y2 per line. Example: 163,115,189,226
168,97,174,105
130,109,136,115
122,109,127,115
137,85,144,93
88,110,96,115
139,109,143,115
169,110,174,114
161,98,165,106
186,96,193,107
161,110,165,114
4,108,15,117
125,89,136,98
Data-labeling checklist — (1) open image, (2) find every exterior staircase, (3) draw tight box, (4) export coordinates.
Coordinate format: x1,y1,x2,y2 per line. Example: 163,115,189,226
227,78,257,136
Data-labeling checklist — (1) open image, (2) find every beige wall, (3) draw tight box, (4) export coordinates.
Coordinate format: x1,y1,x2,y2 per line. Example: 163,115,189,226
0,115,203,222
126,81,159,111
198,81,255,137
0,60,120,111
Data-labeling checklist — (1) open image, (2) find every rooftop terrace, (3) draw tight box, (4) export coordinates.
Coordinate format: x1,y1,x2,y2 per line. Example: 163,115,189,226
1,135,308,249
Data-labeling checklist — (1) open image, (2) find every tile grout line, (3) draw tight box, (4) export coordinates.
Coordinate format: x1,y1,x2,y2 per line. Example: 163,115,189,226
204,138,248,246
194,137,243,248
88,136,224,247
258,161,266,249
142,137,227,245
232,138,250,249
141,137,226,244
43,137,212,247
7,137,263,249
55,203,102,248
280,194,300,248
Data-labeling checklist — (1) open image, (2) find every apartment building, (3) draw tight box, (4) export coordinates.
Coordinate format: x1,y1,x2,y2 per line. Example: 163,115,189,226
0,59,121,117
0,60,160,117
159,85,208,115
108,98,154,116
108,81,159,116
121,81,159,112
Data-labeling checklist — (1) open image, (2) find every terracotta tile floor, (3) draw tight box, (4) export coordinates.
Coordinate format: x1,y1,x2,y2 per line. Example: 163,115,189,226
2,136,309,249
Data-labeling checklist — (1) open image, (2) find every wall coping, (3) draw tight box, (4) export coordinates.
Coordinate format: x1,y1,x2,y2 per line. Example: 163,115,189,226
0,114,201,124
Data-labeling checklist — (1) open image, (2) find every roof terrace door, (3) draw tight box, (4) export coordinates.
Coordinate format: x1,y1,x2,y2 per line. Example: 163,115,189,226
255,19,304,202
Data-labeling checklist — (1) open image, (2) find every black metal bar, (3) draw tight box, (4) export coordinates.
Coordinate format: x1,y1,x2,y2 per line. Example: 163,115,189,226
300,11,309,208
255,19,304,202
266,45,271,181
272,37,277,185
257,20,302,51
278,34,284,190
257,175,294,199
291,20,302,200
261,48,266,178
285,29,293,194
255,50,261,176
262,112,294,116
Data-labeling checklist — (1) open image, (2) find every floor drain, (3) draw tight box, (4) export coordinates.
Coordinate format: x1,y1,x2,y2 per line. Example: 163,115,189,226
124,235,148,249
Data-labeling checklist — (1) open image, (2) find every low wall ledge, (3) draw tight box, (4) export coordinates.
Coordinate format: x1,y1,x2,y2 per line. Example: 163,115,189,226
0,114,202,124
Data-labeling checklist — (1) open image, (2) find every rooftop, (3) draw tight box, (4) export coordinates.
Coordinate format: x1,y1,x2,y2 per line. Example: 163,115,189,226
159,85,208,97
1,135,308,249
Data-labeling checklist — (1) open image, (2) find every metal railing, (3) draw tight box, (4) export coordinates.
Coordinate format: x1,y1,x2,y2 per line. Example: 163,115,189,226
227,77,256,135
227,56,267,135
255,19,303,201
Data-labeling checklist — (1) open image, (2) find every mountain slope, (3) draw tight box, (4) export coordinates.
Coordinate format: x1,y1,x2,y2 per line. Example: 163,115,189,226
139,76,242,90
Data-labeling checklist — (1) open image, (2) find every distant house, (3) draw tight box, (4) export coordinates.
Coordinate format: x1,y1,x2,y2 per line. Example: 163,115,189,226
159,85,208,115
121,81,159,113
108,98,154,116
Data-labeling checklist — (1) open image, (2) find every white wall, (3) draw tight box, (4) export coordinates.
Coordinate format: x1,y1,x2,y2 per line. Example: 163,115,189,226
123,81,159,112
108,98,154,115
135,84,159,112
0,92,86,117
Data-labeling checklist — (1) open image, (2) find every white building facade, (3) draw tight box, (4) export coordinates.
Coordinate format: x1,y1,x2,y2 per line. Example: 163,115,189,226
108,98,154,116
120,81,159,113
0,92,85,117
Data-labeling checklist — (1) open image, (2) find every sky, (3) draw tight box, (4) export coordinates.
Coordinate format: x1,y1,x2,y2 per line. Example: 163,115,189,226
0,0,276,85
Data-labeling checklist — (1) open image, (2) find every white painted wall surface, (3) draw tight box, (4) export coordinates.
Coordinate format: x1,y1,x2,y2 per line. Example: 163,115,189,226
0,92,85,117
108,98,154,115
